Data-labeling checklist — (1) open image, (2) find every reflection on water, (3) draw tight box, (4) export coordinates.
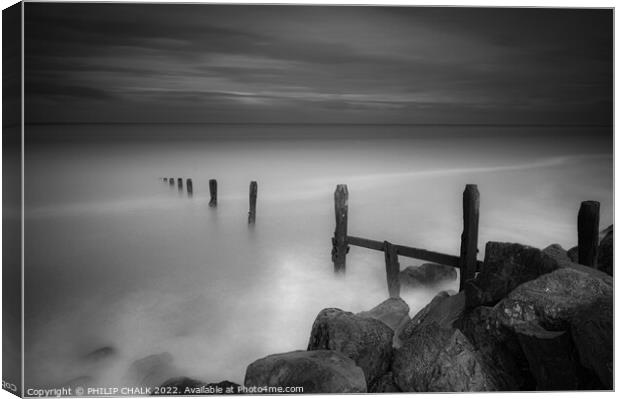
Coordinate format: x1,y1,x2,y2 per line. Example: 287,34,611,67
24,125,612,388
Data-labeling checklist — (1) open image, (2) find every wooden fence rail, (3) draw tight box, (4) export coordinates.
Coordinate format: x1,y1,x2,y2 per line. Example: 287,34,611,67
332,184,481,298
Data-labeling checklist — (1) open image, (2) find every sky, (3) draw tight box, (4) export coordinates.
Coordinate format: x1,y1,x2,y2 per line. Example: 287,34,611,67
24,3,612,126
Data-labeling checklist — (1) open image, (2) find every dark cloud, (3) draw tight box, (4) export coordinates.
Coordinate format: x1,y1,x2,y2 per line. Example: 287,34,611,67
24,3,612,126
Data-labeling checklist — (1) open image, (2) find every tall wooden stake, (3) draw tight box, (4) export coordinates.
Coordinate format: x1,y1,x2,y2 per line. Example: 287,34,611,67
384,241,400,298
578,201,600,268
186,178,193,196
459,184,480,291
332,184,349,274
169,177,174,186
177,178,183,191
209,179,217,207
248,181,257,224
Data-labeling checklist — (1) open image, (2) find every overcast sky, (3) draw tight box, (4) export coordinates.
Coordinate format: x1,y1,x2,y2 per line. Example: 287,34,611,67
25,4,612,125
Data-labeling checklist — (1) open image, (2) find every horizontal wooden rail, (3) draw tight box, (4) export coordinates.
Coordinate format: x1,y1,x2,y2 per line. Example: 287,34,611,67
347,235,483,270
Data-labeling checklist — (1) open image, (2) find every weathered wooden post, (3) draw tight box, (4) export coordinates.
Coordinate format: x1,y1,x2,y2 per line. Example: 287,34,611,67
332,184,349,274
186,178,193,196
209,179,217,207
578,200,600,268
163,177,168,183
169,177,174,186
248,181,257,224
383,241,400,298
177,178,183,191
459,184,480,291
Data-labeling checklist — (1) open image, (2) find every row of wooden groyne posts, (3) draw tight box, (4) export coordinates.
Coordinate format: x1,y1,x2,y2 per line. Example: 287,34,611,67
159,177,603,299
159,177,258,224
331,183,603,299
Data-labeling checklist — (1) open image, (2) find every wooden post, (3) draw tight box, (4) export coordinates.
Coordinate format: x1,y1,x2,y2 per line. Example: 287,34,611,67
332,184,349,274
578,200,600,268
209,179,217,207
169,177,174,186
163,177,168,183
459,184,480,291
248,181,257,224
186,178,193,196
383,241,400,298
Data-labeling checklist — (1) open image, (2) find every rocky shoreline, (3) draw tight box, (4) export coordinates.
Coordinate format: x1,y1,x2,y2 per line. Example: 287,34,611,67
70,226,613,394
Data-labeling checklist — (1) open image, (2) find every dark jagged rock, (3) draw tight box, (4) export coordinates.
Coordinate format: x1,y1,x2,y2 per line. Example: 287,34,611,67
369,372,400,393
597,225,613,276
307,308,393,388
571,298,613,389
399,263,457,288
466,242,558,309
244,350,366,393
398,291,465,343
543,244,612,283
126,352,180,388
393,323,504,392
455,306,531,390
494,267,612,331
567,246,579,263
514,323,580,390
357,297,409,331
160,377,241,395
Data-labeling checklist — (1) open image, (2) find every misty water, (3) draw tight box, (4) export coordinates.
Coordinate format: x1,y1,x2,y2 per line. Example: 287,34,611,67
24,124,612,388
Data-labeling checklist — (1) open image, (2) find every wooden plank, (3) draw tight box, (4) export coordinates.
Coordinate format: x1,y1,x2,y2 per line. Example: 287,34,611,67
347,235,462,268
383,241,400,298
459,184,480,291
578,200,600,268
248,181,258,224
332,184,349,273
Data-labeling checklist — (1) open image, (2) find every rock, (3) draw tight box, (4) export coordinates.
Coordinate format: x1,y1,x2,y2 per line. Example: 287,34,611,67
567,246,579,263
393,322,503,391
571,298,613,389
399,263,457,288
597,225,613,275
514,323,580,390
455,307,531,390
244,350,366,393
369,372,400,393
357,297,409,331
307,308,393,387
466,242,558,308
543,244,612,284
126,352,180,388
160,377,241,395
398,291,465,343
494,267,612,331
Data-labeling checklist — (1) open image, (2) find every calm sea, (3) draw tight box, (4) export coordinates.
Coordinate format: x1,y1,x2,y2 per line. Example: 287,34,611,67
23,124,613,387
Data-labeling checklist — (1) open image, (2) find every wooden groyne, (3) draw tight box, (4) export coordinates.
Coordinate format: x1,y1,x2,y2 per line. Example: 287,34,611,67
332,184,481,298
209,179,218,207
248,181,258,224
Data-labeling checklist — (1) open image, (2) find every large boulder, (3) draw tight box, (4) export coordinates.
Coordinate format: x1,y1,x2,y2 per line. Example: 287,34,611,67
465,242,558,308
597,225,613,276
244,350,366,393
125,352,180,388
494,267,612,331
570,298,613,389
514,323,580,390
398,291,465,343
370,372,400,393
399,263,457,288
543,244,612,284
393,322,504,392
357,297,409,331
307,308,393,387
